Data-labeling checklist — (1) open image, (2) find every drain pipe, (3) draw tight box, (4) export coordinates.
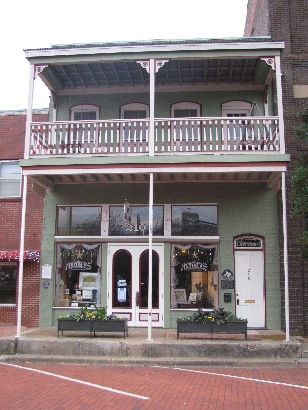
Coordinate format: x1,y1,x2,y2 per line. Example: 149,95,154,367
282,171,290,341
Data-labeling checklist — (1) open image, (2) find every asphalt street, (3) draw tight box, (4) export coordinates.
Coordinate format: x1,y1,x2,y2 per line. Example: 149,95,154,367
0,362,307,409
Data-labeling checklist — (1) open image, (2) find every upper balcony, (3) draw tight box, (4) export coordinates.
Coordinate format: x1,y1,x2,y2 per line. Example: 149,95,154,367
30,115,280,157
24,38,287,169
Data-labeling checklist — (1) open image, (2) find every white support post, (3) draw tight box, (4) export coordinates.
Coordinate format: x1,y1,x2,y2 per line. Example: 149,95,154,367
275,55,285,154
281,171,290,341
147,172,154,341
24,64,35,160
16,174,28,338
149,58,155,157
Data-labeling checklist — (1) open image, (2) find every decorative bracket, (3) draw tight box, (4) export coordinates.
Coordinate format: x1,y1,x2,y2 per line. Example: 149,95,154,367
34,64,48,79
137,59,169,74
260,57,276,71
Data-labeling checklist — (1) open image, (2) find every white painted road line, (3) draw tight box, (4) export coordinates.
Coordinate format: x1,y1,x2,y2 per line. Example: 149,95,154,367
0,362,149,400
171,367,308,390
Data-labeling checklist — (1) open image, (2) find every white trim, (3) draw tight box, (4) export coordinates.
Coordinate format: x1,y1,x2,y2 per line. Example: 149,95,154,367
24,64,35,159
23,165,288,177
24,41,285,59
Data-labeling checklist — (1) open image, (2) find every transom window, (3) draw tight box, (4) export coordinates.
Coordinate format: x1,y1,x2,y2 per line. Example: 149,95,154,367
171,102,201,118
0,161,21,198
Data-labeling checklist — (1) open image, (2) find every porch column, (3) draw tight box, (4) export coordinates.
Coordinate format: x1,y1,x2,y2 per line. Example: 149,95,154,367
24,64,35,160
281,171,290,341
147,172,154,341
275,55,285,154
149,59,155,157
16,174,28,337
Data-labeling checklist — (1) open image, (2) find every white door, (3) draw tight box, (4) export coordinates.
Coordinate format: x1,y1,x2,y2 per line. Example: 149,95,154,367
235,251,265,328
108,244,164,327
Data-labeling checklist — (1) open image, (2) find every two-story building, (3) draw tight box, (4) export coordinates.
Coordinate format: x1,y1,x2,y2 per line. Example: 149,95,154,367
20,37,289,334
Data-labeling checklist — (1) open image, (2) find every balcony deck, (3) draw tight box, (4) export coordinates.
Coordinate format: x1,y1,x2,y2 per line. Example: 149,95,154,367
29,116,280,157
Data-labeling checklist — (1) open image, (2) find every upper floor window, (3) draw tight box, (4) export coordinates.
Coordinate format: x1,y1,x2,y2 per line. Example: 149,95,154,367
0,161,21,198
120,103,149,120
171,101,201,118
70,105,99,121
57,206,101,236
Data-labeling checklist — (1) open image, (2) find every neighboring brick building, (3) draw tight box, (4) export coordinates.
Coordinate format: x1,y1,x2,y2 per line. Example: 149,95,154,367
245,0,308,335
0,110,48,327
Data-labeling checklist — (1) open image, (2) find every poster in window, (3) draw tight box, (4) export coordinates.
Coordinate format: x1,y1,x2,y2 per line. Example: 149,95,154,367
79,272,98,290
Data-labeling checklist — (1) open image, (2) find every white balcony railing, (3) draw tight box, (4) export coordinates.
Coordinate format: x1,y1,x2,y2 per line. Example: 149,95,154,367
29,117,280,157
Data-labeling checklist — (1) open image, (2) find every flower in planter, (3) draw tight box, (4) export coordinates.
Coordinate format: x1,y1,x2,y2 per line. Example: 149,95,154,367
58,306,126,321
177,308,246,325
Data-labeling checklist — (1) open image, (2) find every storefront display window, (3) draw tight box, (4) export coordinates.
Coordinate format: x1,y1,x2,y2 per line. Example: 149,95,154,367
55,243,101,307
109,205,164,236
171,244,218,309
0,263,17,304
57,206,101,236
171,205,218,236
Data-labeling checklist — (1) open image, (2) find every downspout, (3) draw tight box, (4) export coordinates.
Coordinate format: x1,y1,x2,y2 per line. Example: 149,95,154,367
275,55,289,340
282,171,290,341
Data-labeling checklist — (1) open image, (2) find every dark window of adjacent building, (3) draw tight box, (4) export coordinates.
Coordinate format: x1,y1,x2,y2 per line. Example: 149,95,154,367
0,263,17,304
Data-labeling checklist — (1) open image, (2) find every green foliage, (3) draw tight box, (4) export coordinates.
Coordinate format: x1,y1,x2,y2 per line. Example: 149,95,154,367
290,104,308,258
59,306,126,321
177,308,246,325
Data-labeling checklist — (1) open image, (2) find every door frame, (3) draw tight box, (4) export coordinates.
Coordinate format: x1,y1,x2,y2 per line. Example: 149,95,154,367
107,243,164,327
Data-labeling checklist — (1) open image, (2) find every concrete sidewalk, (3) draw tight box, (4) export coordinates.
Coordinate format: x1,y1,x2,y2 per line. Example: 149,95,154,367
0,325,306,367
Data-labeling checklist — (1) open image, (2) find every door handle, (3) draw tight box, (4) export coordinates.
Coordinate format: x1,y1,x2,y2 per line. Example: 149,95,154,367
237,299,239,305
136,291,139,307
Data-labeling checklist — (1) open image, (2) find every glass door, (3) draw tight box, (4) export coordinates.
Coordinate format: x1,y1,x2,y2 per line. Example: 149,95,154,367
108,244,164,326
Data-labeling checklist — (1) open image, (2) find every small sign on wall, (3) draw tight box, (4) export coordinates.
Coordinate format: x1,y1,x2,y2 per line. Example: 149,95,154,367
41,264,52,279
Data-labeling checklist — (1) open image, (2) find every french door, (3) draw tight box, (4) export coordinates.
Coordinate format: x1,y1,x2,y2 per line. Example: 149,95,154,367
107,244,164,326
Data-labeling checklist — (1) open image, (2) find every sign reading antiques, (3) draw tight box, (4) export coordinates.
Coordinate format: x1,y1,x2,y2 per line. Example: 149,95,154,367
65,261,92,271
182,261,208,271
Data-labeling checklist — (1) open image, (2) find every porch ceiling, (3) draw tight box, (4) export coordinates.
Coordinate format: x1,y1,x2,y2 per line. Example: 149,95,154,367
30,170,281,193
43,58,267,91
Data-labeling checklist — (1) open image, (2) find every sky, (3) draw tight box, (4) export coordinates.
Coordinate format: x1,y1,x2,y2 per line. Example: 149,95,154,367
1,0,248,111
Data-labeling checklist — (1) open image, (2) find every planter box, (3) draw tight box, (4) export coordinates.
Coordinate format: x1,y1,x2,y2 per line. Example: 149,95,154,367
177,321,247,340
92,319,128,338
58,319,128,338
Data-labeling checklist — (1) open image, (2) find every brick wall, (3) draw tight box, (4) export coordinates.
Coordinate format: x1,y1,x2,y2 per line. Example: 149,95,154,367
0,111,48,327
245,0,308,335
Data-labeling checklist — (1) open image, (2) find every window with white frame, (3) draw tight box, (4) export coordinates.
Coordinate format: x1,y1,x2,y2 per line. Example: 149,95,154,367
0,161,21,198
120,103,149,146
70,105,100,148
221,101,252,150
171,102,201,149
70,105,99,121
